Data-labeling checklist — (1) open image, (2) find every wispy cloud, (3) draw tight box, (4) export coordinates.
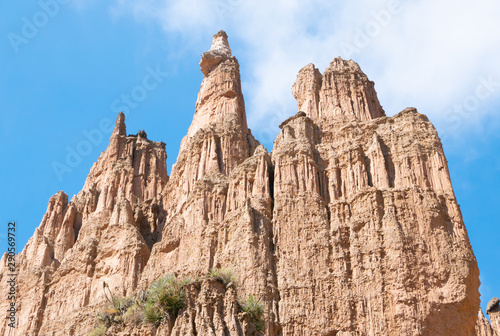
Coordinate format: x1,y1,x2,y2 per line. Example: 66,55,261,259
109,0,500,142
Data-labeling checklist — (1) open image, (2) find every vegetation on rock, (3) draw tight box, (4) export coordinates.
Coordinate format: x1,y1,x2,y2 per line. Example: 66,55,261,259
239,295,265,332
209,267,239,285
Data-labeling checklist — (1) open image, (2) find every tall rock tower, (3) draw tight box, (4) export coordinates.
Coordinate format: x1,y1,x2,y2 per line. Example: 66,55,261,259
271,58,480,335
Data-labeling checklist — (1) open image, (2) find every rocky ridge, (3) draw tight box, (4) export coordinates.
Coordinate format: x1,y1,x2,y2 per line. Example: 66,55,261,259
0,30,495,336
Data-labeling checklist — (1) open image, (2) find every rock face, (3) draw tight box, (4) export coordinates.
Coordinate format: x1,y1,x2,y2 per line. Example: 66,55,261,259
0,31,488,336
477,297,500,336
292,59,385,122
0,115,168,336
272,110,478,333
476,308,497,336
102,279,260,336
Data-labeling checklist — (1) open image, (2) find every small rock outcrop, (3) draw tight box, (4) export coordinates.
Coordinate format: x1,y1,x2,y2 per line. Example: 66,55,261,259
476,308,497,336
0,31,489,336
483,297,500,335
292,58,385,122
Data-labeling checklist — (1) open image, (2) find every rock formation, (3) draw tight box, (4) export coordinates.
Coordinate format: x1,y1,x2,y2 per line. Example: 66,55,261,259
477,298,500,336
489,298,500,333
0,30,491,336
0,115,168,336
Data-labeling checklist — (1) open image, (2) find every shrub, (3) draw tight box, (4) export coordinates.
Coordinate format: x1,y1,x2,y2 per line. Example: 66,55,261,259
112,296,134,314
143,275,191,326
209,268,238,285
96,309,119,328
88,323,107,336
143,301,163,326
239,295,265,332
96,295,136,327
92,276,190,330
123,302,144,326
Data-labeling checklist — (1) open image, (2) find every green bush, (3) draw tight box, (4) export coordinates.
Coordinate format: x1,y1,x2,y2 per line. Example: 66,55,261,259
88,323,107,336
96,308,120,327
143,275,191,326
239,295,265,332
209,268,238,285
92,276,191,330
143,301,163,326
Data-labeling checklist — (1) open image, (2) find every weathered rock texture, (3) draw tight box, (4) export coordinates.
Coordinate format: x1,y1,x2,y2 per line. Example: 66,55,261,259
0,30,488,336
292,59,385,122
101,279,260,336
271,108,479,334
477,297,500,336
476,308,497,336
0,115,168,336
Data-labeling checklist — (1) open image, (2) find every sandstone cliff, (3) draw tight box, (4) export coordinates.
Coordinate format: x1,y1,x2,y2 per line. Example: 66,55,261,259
0,30,490,336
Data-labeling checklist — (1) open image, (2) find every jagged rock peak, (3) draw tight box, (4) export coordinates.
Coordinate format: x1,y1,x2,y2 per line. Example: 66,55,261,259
327,56,363,72
209,30,231,56
114,111,126,136
476,309,497,336
81,111,168,207
172,30,255,190
200,30,233,76
2,31,486,336
482,297,500,335
186,30,248,141
292,57,385,122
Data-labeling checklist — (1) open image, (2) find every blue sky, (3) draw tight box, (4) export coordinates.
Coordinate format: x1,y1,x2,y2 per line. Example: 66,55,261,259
1,0,499,314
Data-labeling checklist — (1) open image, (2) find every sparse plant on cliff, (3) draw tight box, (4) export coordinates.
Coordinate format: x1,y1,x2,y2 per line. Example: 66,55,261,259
91,283,148,334
122,302,144,326
239,295,265,332
89,323,107,336
143,300,163,326
209,267,239,285
112,296,134,314
143,275,191,326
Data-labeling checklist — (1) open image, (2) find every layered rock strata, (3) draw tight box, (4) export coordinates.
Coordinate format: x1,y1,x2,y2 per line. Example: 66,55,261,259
0,31,487,336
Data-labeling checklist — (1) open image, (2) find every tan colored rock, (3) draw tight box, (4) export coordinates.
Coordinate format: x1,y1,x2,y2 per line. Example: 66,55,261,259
487,297,500,334
99,279,261,336
1,31,483,336
476,308,497,336
0,191,74,336
293,58,385,122
0,113,168,336
141,31,278,334
272,86,479,334
171,279,260,336
185,30,247,142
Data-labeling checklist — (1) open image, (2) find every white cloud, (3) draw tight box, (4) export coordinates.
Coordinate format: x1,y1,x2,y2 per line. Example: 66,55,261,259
111,0,500,142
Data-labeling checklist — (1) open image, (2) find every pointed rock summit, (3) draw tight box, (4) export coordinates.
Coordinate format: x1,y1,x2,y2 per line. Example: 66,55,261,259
114,111,126,136
1,31,492,336
186,30,248,142
293,57,385,122
176,29,255,187
200,30,232,76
